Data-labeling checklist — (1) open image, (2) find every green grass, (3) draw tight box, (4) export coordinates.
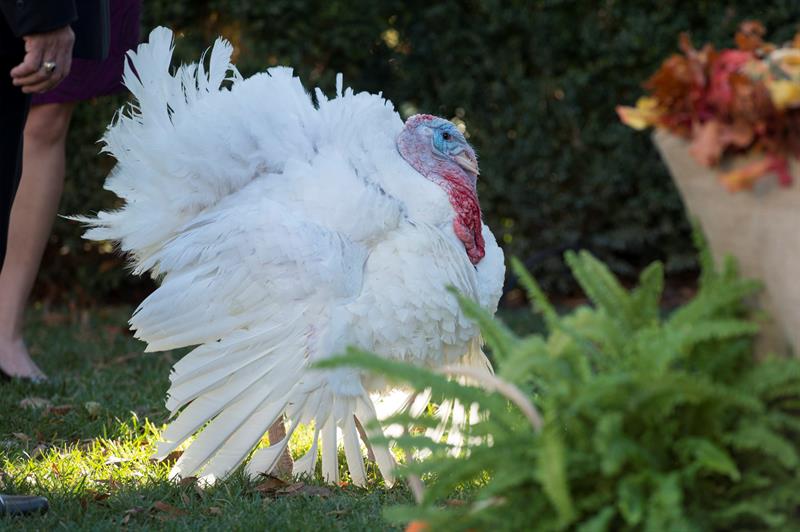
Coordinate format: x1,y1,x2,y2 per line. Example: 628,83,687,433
0,306,413,530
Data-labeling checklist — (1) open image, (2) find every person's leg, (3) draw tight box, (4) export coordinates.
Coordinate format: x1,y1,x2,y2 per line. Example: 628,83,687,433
0,101,75,379
0,54,30,269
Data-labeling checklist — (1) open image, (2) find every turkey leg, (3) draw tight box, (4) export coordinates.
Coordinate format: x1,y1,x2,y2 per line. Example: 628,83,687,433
268,418,294,476
355,416,376,462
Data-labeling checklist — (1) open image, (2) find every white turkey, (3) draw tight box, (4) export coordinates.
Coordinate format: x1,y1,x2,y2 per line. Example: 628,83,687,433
79,27,505,486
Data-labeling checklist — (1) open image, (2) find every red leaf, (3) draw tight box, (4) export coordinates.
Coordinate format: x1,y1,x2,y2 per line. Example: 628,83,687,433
689,120,724,166
719,157,773,191
769,155,793,186
735,20,766,51
719,121,754,149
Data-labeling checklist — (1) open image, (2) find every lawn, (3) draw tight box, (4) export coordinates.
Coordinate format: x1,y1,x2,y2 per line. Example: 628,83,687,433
0,306,416,530
0,304,546,530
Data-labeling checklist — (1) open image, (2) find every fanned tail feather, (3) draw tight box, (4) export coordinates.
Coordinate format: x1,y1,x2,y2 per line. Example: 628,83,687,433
76,27,319,274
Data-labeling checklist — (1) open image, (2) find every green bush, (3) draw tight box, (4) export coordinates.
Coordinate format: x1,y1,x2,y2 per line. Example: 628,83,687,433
48,1,800,301
326,234,800,530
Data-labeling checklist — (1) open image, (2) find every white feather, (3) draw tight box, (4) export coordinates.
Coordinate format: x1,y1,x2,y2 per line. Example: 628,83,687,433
79,27,506,485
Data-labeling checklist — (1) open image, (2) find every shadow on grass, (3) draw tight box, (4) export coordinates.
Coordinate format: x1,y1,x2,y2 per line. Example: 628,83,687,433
1,467,409,530
1,410,410,530
0,307,411,529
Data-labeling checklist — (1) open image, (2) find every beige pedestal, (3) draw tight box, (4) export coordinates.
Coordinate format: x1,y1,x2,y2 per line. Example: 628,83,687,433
653,130,800,357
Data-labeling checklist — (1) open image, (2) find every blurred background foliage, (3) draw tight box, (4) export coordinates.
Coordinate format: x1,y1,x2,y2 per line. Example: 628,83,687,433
44,0,800,303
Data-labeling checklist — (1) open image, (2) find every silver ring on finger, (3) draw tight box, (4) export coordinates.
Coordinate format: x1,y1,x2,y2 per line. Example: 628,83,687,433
41,61,57,75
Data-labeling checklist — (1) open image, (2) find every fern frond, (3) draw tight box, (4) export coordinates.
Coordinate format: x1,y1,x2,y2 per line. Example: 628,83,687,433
667,279,761,327
676,437,741,481
511,257,559,332
691,219,717,289
537,419,575,527
630,261,664,327
727,423,799,468
565,250,634,329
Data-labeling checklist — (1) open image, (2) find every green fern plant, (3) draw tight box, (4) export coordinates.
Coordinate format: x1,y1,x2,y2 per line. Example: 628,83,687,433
323,229,800,531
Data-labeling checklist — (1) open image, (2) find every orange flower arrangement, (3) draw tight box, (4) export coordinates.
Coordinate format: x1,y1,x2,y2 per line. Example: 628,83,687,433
617,21,800,191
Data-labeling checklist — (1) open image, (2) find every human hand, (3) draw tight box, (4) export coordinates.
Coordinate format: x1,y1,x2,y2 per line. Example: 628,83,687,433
10,25,75,94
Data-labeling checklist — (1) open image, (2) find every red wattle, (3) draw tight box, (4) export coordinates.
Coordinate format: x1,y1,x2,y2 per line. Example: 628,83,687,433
443,171,485,265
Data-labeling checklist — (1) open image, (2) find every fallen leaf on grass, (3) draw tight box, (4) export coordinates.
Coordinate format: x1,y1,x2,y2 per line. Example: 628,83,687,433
163,450,183,464
276,482,332,498
254,475,289,494
13,432,31,443
90,490,110,502
80,490,110,510
19,397,52,410
95,352,140,369
254,477,333,498
207,506,222,516
121,506,146,525
96,478,122,490
152,500,188,520
47,404,74,416
105,455,132,466
178,476,197,487
29,444,48,459
84,401,103,418
276,482,304,495
151,449,183,464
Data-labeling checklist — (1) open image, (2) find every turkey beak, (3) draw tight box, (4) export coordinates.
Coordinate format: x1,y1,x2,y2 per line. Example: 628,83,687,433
454,151,479,176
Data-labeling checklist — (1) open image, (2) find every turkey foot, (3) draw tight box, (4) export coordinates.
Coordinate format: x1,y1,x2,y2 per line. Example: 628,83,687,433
268,418,294,476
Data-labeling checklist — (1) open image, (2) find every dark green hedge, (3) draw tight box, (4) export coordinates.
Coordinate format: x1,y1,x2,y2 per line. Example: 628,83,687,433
41,0,800,302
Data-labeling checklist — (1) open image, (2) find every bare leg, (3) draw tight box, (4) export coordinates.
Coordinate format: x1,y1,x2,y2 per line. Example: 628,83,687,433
0,102,75,379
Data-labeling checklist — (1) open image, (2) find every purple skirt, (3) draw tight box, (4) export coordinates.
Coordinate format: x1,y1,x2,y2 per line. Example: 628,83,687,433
32,0,141,105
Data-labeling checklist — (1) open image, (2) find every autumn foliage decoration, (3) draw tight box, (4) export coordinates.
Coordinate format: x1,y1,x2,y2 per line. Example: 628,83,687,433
617,22,800,191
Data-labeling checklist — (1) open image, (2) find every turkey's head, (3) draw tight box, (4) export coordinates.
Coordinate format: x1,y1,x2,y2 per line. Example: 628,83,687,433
397,114,485,265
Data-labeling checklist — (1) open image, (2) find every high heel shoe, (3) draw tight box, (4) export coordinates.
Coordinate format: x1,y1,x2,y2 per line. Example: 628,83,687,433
0,494,49,516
